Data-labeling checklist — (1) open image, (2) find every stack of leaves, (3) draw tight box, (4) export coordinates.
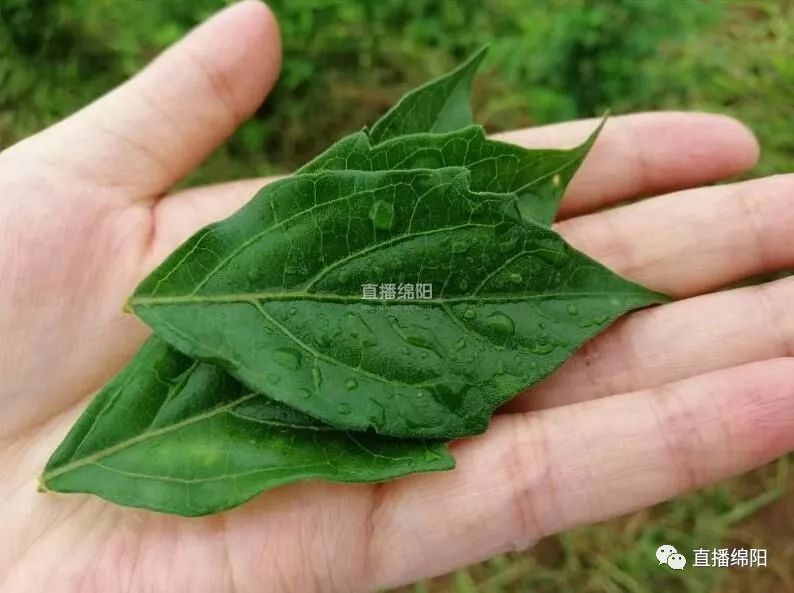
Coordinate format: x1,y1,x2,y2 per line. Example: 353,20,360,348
40,49,668,516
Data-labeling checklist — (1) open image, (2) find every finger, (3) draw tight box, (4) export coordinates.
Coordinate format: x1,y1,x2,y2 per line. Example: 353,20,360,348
149,111,759,257
15,1,281,199
557,174,794,298
510,275,794,411
369,359,794,589
145,176,277,267
493,112,759,219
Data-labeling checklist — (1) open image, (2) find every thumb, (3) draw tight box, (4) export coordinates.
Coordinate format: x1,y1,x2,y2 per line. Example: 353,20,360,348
17,0,281,200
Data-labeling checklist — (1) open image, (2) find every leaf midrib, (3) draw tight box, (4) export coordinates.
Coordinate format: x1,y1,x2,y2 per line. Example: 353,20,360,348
146,171,458,298
40,393,342,484
130,290,644,307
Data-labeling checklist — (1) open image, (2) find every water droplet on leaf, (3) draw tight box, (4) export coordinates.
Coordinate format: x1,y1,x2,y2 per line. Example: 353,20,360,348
486,311,515,336
452,240,469,253
273,347,301,370
368,399,386,428
369,200,395,230
404,327,446,358
535,249,566,266
312,366,323,388
498,235,519,253
423,450,442,462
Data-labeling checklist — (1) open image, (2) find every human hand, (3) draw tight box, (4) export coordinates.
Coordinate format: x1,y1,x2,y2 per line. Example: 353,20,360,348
2,2,792,591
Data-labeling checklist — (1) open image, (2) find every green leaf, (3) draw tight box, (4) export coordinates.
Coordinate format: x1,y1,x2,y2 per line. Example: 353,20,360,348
301,123,602,225
44,48,669,516
129,168,667,438
41,337,453,516
368,47,487,144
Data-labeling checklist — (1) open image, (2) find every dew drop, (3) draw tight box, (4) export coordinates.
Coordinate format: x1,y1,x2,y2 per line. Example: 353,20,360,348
432,382,469,412
369,200,395,230
404,328,446,358
312,366,323,388
266,373,281,385
497,228,521,253
509,272,522,284
463,308,477,320
423,449,442,462
532,342,555,355
336,402,352,415
486,311,515,336
455,337,466,350
273,347,301,370
403,415,422,429
459,278,469,290
345,378,359,390
567,304,579,316
452,239,469,254
297,388,312,400
368,399,386,428
535,248,566,266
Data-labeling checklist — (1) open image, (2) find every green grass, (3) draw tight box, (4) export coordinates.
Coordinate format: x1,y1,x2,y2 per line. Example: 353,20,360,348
394,458,791,593
1,1,792,591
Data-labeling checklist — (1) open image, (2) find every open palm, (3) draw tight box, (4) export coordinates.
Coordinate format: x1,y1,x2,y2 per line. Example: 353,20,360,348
2,3,793,592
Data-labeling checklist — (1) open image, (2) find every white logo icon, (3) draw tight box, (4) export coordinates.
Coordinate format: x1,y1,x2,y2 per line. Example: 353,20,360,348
656,545,687,570
667,553,687,570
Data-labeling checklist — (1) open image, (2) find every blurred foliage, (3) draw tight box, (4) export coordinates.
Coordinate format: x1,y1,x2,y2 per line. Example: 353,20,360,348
395,457,792,593
3,0,791,182
1,0,792,591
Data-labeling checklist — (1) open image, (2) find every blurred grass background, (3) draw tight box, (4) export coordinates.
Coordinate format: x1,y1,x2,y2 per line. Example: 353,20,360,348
1,0,792,591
